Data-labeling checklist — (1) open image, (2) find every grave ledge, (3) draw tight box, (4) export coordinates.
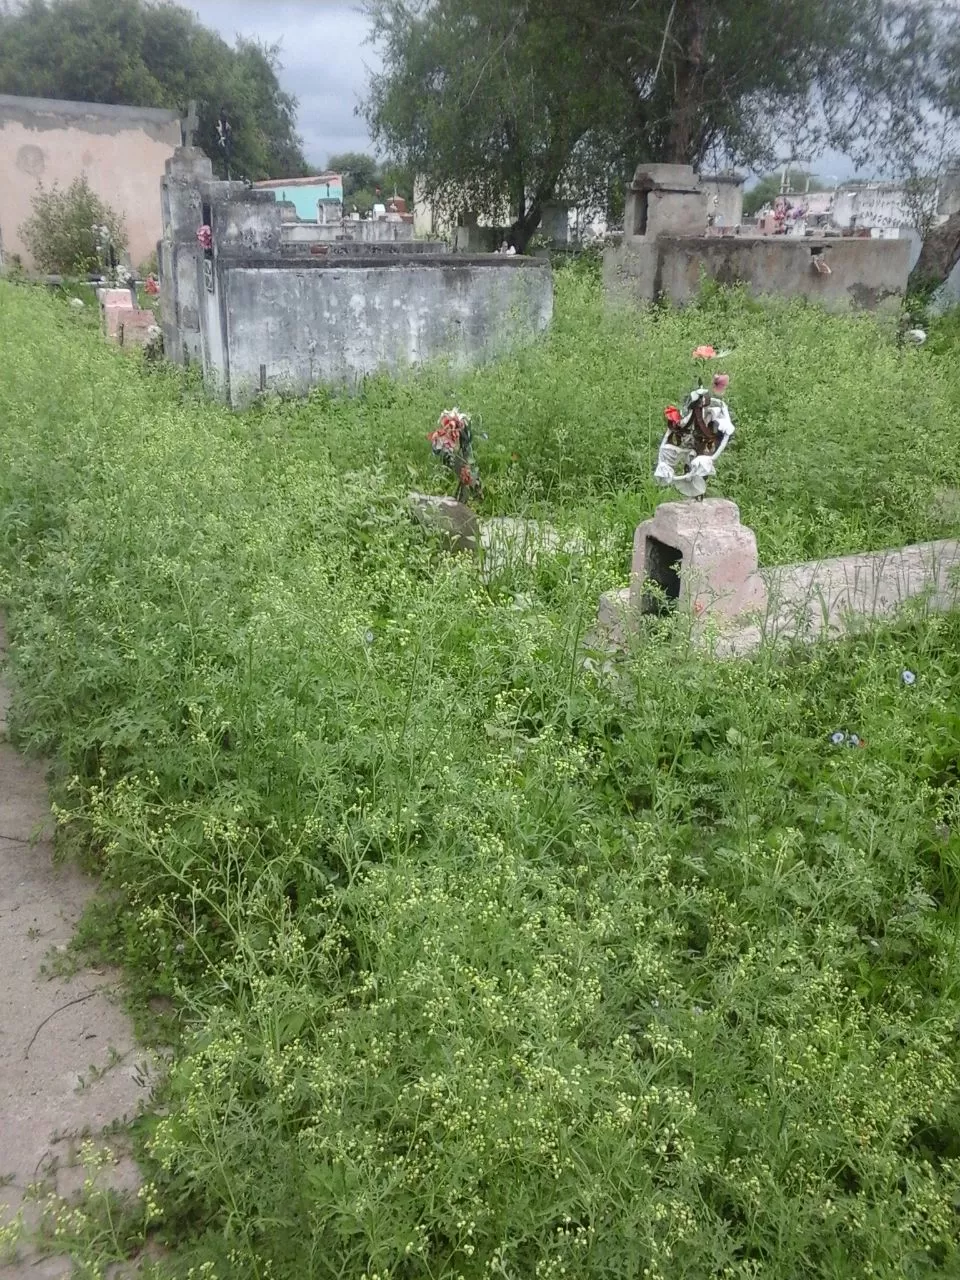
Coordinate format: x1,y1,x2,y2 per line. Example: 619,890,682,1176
598,499,960,657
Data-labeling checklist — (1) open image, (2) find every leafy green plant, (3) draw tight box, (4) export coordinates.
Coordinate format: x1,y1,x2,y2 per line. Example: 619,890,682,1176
19,177,127,275
1,274,960,1278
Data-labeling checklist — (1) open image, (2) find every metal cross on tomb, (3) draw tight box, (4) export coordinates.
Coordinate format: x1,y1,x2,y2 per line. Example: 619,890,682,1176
182,100,199,148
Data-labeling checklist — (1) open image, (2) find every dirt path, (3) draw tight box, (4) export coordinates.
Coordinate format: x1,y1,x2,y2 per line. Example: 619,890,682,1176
0,621,158,1277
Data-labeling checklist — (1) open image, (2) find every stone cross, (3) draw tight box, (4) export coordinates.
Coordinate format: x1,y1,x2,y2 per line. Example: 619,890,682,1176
182,100,199,148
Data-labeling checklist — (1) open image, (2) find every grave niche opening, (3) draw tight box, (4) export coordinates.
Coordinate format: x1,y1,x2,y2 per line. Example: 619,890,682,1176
633,190,649,237
642,535,682,614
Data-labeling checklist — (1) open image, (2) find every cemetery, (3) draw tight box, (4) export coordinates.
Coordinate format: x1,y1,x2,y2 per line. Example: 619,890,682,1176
3,239,960,1275
604,164,912,311
1,4,960,1272
157,146,553,406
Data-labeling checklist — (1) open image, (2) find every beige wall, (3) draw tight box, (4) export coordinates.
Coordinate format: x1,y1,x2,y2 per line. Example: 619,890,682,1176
0,95,181,272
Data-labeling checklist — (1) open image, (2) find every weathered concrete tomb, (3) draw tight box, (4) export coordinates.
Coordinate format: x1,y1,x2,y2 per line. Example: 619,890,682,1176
159,149,553,407
604,164,910,311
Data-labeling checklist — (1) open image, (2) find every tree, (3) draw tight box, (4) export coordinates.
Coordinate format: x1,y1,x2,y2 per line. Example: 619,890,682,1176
743,171,828,218
0,0,306,181
366,0,958,251
910,201,960,296
327,152,381,198
906,7,960,294
365,0,620,251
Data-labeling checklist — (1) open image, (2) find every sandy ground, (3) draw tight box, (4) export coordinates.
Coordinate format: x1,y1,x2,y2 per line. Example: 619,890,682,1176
0,620,160,1276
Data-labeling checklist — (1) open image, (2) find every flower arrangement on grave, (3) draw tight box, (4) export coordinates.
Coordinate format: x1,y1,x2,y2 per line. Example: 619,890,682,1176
653,345,735,499
428,408,483,503
197,225,213,252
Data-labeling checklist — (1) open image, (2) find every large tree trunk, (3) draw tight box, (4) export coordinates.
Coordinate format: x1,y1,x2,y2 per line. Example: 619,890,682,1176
908,210,960,295
509,202,544,253
664,1,706,162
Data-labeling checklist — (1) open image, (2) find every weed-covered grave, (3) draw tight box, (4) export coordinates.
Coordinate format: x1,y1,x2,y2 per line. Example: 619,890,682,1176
1,270,960,1279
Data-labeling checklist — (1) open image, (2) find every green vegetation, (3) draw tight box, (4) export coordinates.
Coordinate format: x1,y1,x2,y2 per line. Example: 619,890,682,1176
19,176,127,275
326,151,413,216
0,0,306,181
1,274,960,1278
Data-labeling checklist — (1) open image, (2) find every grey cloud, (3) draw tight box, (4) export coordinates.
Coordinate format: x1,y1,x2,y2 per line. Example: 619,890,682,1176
188,0,381,166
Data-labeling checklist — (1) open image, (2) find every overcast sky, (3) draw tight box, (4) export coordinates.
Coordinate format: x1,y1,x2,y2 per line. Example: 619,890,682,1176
186,1,866,182
188,0,380,167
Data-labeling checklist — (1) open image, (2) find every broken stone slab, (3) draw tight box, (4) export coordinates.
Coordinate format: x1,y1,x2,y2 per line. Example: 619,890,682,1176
409,492,479,552
599,496,960,656
117,310,161,348
480,517,589,580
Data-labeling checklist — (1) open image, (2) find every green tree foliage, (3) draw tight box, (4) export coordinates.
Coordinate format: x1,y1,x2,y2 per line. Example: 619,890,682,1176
366,0,959,250
366,0,617,251
19,176,127,274
742,171,828,218
327,152,380,197
326,152,413,213
0,0,306,180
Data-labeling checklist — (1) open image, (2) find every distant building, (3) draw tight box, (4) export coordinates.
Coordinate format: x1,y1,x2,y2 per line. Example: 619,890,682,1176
413,178,513,240
831,177,960,233
0,93,181,271
253,173,344,224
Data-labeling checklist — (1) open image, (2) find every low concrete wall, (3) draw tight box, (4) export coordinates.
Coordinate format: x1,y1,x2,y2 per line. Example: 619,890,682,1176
215,256,553,407
0,94,180,271
286,241,448,260
283,220,415,246
604,234,910,311
759,541,960,640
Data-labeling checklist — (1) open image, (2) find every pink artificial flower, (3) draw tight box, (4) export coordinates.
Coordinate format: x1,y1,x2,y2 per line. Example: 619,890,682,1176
197,225,213,252
692,345,717,359
145,276,160,295
712,373,730,394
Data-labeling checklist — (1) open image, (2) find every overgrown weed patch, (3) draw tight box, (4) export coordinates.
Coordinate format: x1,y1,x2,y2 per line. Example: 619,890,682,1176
1,277,959,1277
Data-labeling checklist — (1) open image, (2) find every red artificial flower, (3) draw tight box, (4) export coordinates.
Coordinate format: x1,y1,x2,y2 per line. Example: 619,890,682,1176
459,465,475,488
429,426,459,451
145,276,160,295
692,345,717,359
664,405,682,425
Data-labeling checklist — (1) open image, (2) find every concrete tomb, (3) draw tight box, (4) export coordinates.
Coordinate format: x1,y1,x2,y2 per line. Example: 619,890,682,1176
604,163,910,312
158,148,553,407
